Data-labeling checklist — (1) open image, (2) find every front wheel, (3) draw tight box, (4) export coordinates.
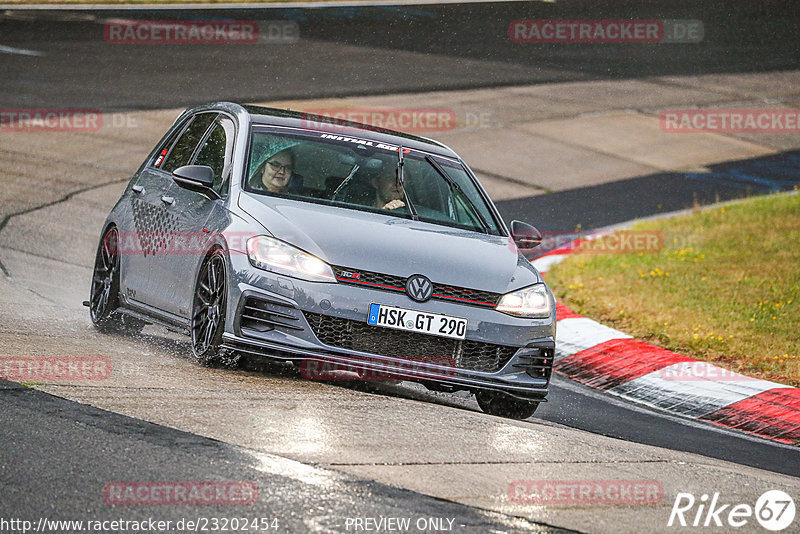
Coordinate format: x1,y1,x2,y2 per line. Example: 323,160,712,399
476,390,540,419
191,251,238,368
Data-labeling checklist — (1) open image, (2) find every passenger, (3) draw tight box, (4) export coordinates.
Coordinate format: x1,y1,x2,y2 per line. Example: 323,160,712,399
370,164,406,211
255,148,295,193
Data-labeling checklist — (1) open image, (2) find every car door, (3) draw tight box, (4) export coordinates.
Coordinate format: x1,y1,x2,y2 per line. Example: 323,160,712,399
135,112,218,316
156,114,236,319
122,117,191,308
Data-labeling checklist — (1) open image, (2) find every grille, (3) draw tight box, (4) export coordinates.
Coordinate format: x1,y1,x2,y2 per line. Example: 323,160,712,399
333,267,405,293
432,284,501,307
513,347,553,380
240,295,303,333
332,266,501,308
304,312,517,373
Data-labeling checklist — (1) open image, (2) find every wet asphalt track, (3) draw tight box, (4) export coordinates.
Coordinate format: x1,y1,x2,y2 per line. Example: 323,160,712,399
0,379,563,533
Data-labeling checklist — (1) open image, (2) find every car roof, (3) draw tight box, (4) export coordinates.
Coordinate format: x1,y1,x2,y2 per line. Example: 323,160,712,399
190,102,460,159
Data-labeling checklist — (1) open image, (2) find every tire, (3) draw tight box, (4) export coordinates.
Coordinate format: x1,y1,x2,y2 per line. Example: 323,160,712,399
476,390,540,420
89,226,145,334
191,251,239,368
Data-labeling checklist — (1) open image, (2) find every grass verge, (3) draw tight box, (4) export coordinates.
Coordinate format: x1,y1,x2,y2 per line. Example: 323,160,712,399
546,191,799,387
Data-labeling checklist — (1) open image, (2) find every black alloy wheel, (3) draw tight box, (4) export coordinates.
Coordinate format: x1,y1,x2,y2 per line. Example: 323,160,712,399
89,226,144,333
191,251,238,367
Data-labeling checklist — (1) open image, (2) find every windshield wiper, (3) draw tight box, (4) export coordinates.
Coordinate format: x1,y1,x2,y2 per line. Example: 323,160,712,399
332,161,360,200
424,155,490,233
397,146,419,221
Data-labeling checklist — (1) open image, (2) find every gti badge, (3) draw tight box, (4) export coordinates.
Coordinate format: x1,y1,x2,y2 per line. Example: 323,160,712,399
405,274,433,302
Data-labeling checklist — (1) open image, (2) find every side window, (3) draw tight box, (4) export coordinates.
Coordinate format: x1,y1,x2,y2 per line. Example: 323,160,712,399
193,116,235,195
160,113,217,174
151,121,185,168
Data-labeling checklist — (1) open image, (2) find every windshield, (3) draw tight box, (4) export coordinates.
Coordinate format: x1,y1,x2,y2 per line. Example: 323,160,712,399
244,128,503,235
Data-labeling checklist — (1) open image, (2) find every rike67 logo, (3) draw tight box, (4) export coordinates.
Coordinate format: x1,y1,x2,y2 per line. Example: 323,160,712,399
668,490,795,531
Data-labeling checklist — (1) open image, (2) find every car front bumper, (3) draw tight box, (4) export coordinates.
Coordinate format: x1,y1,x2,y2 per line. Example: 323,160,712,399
224,257,556,400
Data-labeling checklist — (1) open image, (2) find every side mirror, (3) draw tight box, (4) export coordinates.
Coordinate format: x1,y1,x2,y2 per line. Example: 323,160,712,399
510,220,543,250
172,165,219,199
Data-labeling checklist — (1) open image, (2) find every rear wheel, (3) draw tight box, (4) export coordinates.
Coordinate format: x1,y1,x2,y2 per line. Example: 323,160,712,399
89,226,145,334
191,251,238,368
476,390,539,420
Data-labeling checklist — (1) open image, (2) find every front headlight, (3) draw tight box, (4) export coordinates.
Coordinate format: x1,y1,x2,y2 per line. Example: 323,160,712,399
246,236,336,283
496,283,552,318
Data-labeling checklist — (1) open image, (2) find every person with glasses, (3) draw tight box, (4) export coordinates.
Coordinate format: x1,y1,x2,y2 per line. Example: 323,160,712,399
254,148,295,193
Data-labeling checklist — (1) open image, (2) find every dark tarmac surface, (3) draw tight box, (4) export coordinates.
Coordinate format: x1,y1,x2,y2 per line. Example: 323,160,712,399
0,379,565,533
1,1,799,110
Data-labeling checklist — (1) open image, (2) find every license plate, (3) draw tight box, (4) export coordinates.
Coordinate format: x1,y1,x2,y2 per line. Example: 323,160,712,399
367,303,467,340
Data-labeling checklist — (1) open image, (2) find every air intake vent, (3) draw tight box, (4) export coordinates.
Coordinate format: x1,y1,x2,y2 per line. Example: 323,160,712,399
513,347,553,380
240,295,303,333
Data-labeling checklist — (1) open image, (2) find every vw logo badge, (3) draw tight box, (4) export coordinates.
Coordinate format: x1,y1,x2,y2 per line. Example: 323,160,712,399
405,274,433,302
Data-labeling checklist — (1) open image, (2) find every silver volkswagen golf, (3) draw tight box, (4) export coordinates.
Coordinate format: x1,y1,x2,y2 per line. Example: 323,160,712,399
88,102,556,419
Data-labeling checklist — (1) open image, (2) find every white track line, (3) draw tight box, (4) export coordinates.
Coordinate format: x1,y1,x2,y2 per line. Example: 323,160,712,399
0,44,44,56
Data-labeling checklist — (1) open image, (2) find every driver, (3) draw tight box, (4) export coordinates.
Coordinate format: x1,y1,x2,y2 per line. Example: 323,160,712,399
370,164,406,211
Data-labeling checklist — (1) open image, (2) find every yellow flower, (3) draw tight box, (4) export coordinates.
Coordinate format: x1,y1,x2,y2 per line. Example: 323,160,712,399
749,318,755,322
693,334,699,339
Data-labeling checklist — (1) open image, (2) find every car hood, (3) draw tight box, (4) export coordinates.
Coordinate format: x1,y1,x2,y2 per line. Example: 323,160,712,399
238,193,542,293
